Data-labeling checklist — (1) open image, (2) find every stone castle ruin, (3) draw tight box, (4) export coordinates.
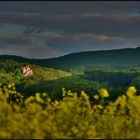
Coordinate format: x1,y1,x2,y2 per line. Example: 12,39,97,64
22,65,33,77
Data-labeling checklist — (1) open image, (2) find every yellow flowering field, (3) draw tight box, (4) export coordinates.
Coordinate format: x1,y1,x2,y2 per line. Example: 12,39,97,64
0,82,140,139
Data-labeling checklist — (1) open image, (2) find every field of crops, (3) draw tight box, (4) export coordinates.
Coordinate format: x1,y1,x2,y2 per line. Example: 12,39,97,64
0,82,140,139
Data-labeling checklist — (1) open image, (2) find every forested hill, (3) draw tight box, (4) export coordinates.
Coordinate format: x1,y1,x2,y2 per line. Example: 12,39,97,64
1,47,140,71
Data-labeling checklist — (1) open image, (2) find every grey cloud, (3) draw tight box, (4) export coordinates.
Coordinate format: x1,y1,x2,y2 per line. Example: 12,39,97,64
0,34,42,44
0,2,140,58
0,10,139,38
0,38,65,59
0,1,139,14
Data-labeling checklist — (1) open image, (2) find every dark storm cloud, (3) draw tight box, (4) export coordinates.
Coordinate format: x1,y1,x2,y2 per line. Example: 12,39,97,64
0,34,65,59
0,1,140,14
0,10,139,37
0,1,140,58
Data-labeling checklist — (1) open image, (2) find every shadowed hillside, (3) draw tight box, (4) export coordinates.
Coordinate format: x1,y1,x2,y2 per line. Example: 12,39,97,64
1,47,140,71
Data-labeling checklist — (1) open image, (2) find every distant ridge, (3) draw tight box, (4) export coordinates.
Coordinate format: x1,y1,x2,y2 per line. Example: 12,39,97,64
1,47,140,70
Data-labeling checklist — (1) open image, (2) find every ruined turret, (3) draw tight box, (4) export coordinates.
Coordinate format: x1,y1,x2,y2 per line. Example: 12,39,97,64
22,65,33,77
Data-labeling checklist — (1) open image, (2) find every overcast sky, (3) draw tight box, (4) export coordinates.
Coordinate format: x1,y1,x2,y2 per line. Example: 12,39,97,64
0,1,140,58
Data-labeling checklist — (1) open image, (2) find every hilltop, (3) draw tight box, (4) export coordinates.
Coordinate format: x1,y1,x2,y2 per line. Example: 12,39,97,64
0,58,71,84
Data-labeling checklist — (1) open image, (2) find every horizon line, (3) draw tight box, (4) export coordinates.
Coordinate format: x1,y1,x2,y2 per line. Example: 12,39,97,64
0,46,139,60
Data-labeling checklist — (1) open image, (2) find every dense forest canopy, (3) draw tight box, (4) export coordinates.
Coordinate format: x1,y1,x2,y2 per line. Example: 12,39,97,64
1,47,140,100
